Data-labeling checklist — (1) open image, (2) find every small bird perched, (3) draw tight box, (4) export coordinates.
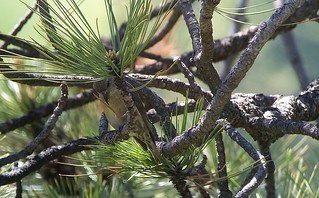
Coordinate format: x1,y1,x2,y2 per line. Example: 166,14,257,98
93,78,163,162
93,79,127,130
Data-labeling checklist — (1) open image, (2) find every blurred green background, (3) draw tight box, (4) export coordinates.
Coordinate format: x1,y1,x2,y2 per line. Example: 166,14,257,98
1,0,319,197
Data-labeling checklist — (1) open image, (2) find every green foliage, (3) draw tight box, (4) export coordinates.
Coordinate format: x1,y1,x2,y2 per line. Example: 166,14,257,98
87,94,208,175
0,0,175,81
273,136,319,198
65,93,227,197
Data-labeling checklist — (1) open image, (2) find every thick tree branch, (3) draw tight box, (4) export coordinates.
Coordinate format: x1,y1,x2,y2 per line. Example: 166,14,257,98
160,0,305,159
244,116,319,142
179,0,201,66
198,0,221,92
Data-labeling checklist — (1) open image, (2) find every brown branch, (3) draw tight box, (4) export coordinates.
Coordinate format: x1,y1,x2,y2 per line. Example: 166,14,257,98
215,132,232,197
136,0,319,76
198,0,221,92
178,0,201,65
145,5,181,50
171,169,192,198
130,73,212,101
160,0,305,159
150,0,180,19
0,34,39,57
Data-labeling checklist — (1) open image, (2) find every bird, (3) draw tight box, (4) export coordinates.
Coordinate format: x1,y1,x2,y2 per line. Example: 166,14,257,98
93,79,127,130
93,78,164,162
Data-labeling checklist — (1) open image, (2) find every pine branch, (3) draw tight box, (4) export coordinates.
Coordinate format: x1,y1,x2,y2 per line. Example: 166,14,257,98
0,89,96,134
0,83,68,167
0,138,96,186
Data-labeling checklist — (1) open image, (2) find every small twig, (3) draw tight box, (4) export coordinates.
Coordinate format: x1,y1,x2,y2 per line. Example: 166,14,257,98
186,155,207,177
130,73,212,101
14,162,22,198
134,59,182,75
222,122,267,197
147,99,209,124
281,31,309,89
309,10,319,23
98,112,108,136
99,128,130,144
259,143,277,198
138,51,173,63
0,34,39,56
0,2,38,50
0,138,96,186
177,59,202,95
96,96,129,144
215,132,232,197
0,89,96,134
0,58,96,87
145,5,181,50
0,83,68,167
150,0,180,19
